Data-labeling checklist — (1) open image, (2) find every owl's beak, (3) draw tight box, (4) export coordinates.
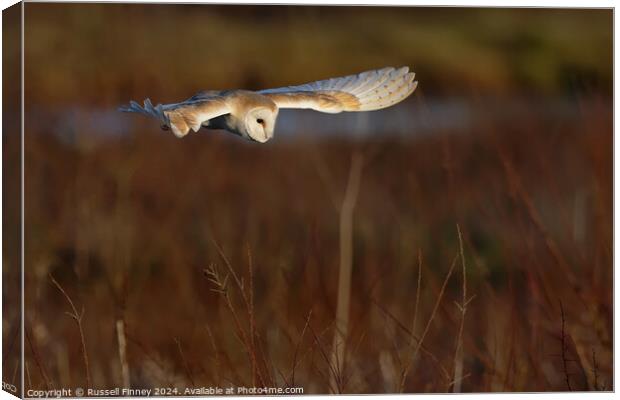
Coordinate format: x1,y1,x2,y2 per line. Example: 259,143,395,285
252,135,271,144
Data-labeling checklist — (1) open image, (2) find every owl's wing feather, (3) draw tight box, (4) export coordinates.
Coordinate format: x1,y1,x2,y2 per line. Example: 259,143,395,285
259,66,417,113
119,94,230,138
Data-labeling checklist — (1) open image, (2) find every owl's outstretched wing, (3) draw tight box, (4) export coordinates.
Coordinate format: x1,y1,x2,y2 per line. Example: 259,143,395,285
119,95,230,138
259,66,417,113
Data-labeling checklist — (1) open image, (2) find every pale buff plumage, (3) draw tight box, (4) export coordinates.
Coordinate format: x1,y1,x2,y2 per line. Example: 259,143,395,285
119,66,417,143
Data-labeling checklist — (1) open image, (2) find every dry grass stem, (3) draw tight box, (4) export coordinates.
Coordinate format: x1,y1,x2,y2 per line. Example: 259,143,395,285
175,338,195,386
451,224,470,392
205,263,262,385
559,302,572,391
309,322,340,393
399,253,459,391
207,241,272,387
204,324,222,386
246,245,258,386
289,309,313,386
49,274,91,389
399,250,424,391
592,349,599,390
25,362,31,390
330,152,364,393
115,319,130,388
25,327,52,390
496,145,580,294
372,298,450,382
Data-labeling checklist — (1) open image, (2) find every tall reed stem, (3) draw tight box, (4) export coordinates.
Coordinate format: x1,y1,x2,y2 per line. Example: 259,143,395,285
116,319,130,388
330,152,363,393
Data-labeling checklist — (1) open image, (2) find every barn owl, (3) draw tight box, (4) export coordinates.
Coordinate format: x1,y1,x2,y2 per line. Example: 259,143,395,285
119,66,417,143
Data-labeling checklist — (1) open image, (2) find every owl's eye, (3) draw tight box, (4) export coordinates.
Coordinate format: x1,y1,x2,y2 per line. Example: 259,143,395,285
161,124,170,131
256,118,264,125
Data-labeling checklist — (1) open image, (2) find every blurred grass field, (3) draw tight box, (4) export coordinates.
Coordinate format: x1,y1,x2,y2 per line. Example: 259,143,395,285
3,4,613,394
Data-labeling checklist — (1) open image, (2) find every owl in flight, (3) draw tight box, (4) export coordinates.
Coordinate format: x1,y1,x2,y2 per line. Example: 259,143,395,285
120,66,417,143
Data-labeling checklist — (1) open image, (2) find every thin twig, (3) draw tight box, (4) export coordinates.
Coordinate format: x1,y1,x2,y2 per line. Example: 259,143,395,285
204,323,222,387
399,250,424,391
25,326,52,390
592,348,599,390
212,239,273,385
25,361,31,390
246,245,258,386
451,224,469,392
497,146,579,294
309,322,339,394
290,309,313,386
11,359,19,392
371,298,450,382
3,323,20,372
49,274,91,389
560,302,572,391
204,259,266,387
287,320,336,390
174,337,195,386
399,254,459,391
204,265,256,383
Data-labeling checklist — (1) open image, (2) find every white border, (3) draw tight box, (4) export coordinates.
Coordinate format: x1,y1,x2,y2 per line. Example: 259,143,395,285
0,1,615,400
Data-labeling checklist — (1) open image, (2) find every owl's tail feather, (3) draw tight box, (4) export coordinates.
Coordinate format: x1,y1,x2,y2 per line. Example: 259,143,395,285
118,98,169,125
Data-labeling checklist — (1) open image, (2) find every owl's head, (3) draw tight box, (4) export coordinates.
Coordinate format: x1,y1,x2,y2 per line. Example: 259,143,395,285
242,107,278,143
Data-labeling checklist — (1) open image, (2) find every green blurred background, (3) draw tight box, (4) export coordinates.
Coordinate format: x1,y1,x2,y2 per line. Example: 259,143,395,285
17,5,612,104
